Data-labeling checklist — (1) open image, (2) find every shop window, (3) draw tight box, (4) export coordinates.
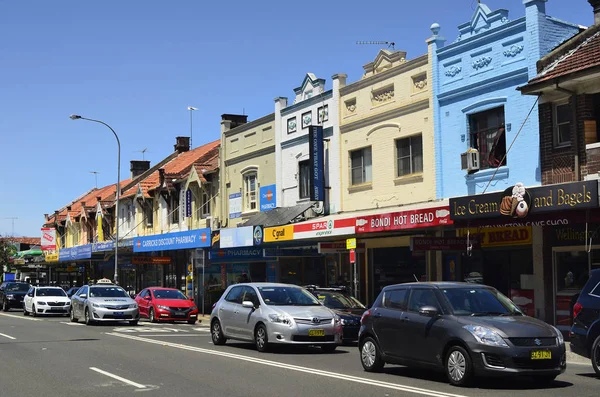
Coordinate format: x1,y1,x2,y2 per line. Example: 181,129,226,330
201,190,211,217
396,134,423,177
144,200,154,227
468,107,506,170
554,102,571,147
298,160,310,199
350,147,372,185
170,193,179,224
243,172,257,211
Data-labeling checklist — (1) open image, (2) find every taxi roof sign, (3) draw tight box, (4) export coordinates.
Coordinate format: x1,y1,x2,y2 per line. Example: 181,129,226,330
95,278,113,284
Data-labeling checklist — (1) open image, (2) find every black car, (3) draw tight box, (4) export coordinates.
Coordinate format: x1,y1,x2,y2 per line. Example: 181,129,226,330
569,268,600,375
358,282,565,386
306,286,366,343
0,281,32,311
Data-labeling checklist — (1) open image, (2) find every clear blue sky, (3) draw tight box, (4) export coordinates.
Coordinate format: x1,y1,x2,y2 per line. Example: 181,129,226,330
0,0,593,237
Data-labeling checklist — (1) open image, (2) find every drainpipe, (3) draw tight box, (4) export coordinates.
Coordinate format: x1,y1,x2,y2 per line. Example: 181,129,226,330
555,81,579,181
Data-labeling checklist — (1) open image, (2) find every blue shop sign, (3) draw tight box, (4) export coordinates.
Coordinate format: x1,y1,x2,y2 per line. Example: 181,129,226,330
59,244,92,262
133,228,211,253
263,247,320,257
208,248,275,263
259,184,277,212
220,226,254,248
93,241,114,252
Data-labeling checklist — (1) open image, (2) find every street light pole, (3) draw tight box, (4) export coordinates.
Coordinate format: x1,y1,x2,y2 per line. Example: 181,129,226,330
70,115,121,285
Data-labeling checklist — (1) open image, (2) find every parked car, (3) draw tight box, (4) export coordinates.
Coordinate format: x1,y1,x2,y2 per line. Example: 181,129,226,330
70,282,139,326
305,286,366,343
135,287,198,324
0,281,31,311
66,286,80,298
569,268,600,375
23,286,70,316
210,283,342,352
358,282,565,386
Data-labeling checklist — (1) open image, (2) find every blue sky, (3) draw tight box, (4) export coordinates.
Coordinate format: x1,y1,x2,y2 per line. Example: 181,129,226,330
0,0,594,237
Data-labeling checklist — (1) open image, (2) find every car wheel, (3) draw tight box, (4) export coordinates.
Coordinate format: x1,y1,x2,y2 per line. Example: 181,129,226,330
211,319,226,345
360,337,384,372
70,308,78,323
149,308,157,323
129,320,138,326
533,375,557,385
445,346,473,386
255,324,269,352
31,304,37,317
187,318,196,325
84,308,93,326
23,306,29,316
592,334,600,376
2,299,8,312
321,345,337,353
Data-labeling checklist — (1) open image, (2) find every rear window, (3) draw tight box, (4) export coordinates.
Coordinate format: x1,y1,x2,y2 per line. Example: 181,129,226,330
589,281,600,298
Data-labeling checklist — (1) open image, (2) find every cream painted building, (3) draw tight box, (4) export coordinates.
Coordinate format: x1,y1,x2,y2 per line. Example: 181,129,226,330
218,113,276,228
339,50,435,212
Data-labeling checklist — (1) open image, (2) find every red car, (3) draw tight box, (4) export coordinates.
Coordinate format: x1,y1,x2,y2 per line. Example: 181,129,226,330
135,287,198,324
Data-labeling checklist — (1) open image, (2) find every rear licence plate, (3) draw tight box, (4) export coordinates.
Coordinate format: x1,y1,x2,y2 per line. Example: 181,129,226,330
531,350,552,360
308,329,325,337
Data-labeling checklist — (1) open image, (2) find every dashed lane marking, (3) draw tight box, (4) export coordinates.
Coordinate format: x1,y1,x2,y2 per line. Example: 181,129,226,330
0,332,16,340
89,367,147,389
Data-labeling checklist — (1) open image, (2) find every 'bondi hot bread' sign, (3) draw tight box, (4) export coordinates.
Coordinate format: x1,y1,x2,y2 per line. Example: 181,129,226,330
449,180,599,221
355,206,452,233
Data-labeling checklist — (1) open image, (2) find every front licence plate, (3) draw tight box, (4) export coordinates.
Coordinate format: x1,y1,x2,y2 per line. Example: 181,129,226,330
531,350,552,360
308,329,325,337
113,312,124,316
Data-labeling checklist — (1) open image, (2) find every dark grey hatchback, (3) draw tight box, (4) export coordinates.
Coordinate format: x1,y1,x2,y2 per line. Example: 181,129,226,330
358,282,566,386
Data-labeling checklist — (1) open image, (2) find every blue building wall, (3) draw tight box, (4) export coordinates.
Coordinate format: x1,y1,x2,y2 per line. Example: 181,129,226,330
430,0,580,199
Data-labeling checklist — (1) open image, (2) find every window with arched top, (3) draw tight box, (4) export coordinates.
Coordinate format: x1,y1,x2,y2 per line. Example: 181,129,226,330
243,171,258,212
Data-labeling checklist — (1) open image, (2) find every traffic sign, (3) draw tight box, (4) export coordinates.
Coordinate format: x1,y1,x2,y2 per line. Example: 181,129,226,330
346,238,356,250
349,249,356,264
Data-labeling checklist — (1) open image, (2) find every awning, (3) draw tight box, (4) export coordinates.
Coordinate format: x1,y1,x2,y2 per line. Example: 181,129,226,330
243,202,317,227
15,249,43,258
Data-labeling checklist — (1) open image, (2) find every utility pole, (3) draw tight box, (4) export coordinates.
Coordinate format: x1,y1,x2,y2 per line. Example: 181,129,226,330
4,217,17,236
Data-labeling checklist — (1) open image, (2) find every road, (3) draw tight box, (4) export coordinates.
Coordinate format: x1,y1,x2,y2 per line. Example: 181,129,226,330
0,310,598,397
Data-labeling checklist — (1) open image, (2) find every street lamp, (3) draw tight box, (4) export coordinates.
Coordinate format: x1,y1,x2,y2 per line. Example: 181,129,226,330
70,115,121,285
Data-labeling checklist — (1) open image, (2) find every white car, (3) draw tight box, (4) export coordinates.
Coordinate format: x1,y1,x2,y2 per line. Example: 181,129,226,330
23,286,71,317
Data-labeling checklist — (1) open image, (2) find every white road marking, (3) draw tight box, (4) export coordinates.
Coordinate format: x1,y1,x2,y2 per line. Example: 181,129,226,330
141,334,205,337
193,327,210,332
89,367,147,389
60,322,84,326
0,332,16,340
113,327,190,333
107,333,469,397
0,313,41,321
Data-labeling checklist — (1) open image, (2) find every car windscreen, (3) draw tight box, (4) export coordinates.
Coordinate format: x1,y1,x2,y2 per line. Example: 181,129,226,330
152,289,187,300
6,283,30,292
258,286,321,306
442,287,522,316
315,291,365,309
89,287,129,298
37,288,67,297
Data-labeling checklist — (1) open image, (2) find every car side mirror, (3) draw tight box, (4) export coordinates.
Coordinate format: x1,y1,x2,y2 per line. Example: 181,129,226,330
144,295,152,301
79,293,87,299
27,293,34,297
242,301,255,309
189,297,194,301
419,306,440,317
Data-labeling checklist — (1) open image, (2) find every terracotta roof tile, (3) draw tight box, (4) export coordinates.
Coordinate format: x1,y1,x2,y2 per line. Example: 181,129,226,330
0,237,40,246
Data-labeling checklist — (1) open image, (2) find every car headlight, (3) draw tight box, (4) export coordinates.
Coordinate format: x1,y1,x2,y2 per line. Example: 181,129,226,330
340,318,346,325
553,326,564,345
92,303,104,308
129,304,138,309
65,302,71,306
6,294,14,299
463,325,508,347
157,305,170,310
334,315,341,325
190,306,198,311
37,301,47,306
268,314,293,326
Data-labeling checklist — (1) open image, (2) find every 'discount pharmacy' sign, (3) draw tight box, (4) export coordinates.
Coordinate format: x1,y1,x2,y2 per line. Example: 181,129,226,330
133,229,211,252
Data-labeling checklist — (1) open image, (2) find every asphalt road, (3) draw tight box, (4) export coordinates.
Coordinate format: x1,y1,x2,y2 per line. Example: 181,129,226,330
0,310,599,397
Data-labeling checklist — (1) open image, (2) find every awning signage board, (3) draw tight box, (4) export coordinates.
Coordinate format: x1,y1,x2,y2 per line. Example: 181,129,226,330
293,218,355,240
355,206,452,234
133,229,211,252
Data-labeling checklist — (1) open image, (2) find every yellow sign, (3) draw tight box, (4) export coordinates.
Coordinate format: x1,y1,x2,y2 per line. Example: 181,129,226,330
346,238,357,250
45,253,59,263
458,226,532,248
264,225,294,242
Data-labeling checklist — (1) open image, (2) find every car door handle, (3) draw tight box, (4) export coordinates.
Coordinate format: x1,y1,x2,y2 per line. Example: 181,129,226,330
374,312,382,318
219,307,224,311
402,317,410,322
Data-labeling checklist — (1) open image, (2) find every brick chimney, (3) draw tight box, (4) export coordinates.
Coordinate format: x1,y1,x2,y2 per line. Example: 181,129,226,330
81,201,86,208
130,160,151,179
44,214,48,221
66,206,71,211
590,0,600,25
174,136,190,153
221,114,248,130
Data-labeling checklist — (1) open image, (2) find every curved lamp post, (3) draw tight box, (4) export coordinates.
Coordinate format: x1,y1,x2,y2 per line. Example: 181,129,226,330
70,115,121,285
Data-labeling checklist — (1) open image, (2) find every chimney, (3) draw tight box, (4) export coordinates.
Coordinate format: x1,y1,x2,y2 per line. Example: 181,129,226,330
590,0,600,25
174,136,190,153
130,160,151,179
81,201,86,208
158,168,165,186
66,206,71,211
44,214,48,221
221,114,248,129
332,74,347,90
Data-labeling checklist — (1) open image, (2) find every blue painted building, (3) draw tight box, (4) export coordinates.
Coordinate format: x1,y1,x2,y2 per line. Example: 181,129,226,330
429,0,581,199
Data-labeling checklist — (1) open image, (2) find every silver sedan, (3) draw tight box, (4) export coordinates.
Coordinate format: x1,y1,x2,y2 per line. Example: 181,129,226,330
210,283,343,352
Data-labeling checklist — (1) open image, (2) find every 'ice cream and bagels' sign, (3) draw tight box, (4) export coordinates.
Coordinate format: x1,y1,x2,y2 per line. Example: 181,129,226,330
449,181,599,221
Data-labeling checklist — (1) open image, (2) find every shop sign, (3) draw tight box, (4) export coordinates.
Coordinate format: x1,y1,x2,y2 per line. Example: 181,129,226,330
458,226,532,247
264,225,294,242
208,248,272,263
41,227,56,251
259,184,276,212
59,244,92,262
318,242,365,253
93,241,114,252
253,226,263,245
45,253,59,263
229,193,242,219
131,256,171,265
220,226,254,248
179,188,187,222
355,206,452,234
410,237,479,251
549,225,595,247
133,228,210,253
308,126,325,202
211,231,221,249
293,218,355,240
186,188,192,218
263,247,319,257
450,180,599,221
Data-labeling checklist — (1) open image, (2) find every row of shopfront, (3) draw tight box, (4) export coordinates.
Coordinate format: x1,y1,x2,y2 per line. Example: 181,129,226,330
30,179,600,327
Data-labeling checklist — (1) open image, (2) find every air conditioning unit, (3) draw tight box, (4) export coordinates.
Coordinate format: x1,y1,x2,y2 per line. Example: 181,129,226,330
312,201,325,215
461,148,480,172
204,216,212,229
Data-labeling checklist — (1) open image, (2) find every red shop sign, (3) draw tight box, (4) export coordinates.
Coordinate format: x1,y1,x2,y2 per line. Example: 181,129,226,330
355,206,452,234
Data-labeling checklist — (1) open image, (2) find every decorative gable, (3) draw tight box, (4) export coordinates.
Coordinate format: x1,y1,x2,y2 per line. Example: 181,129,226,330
456,3,509,42
293,73,326,104
362,49,407,78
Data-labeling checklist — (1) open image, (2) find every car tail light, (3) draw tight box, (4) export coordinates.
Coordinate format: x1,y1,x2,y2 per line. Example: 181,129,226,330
360,309,371,324
573,302,582,320
211,303,217,311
